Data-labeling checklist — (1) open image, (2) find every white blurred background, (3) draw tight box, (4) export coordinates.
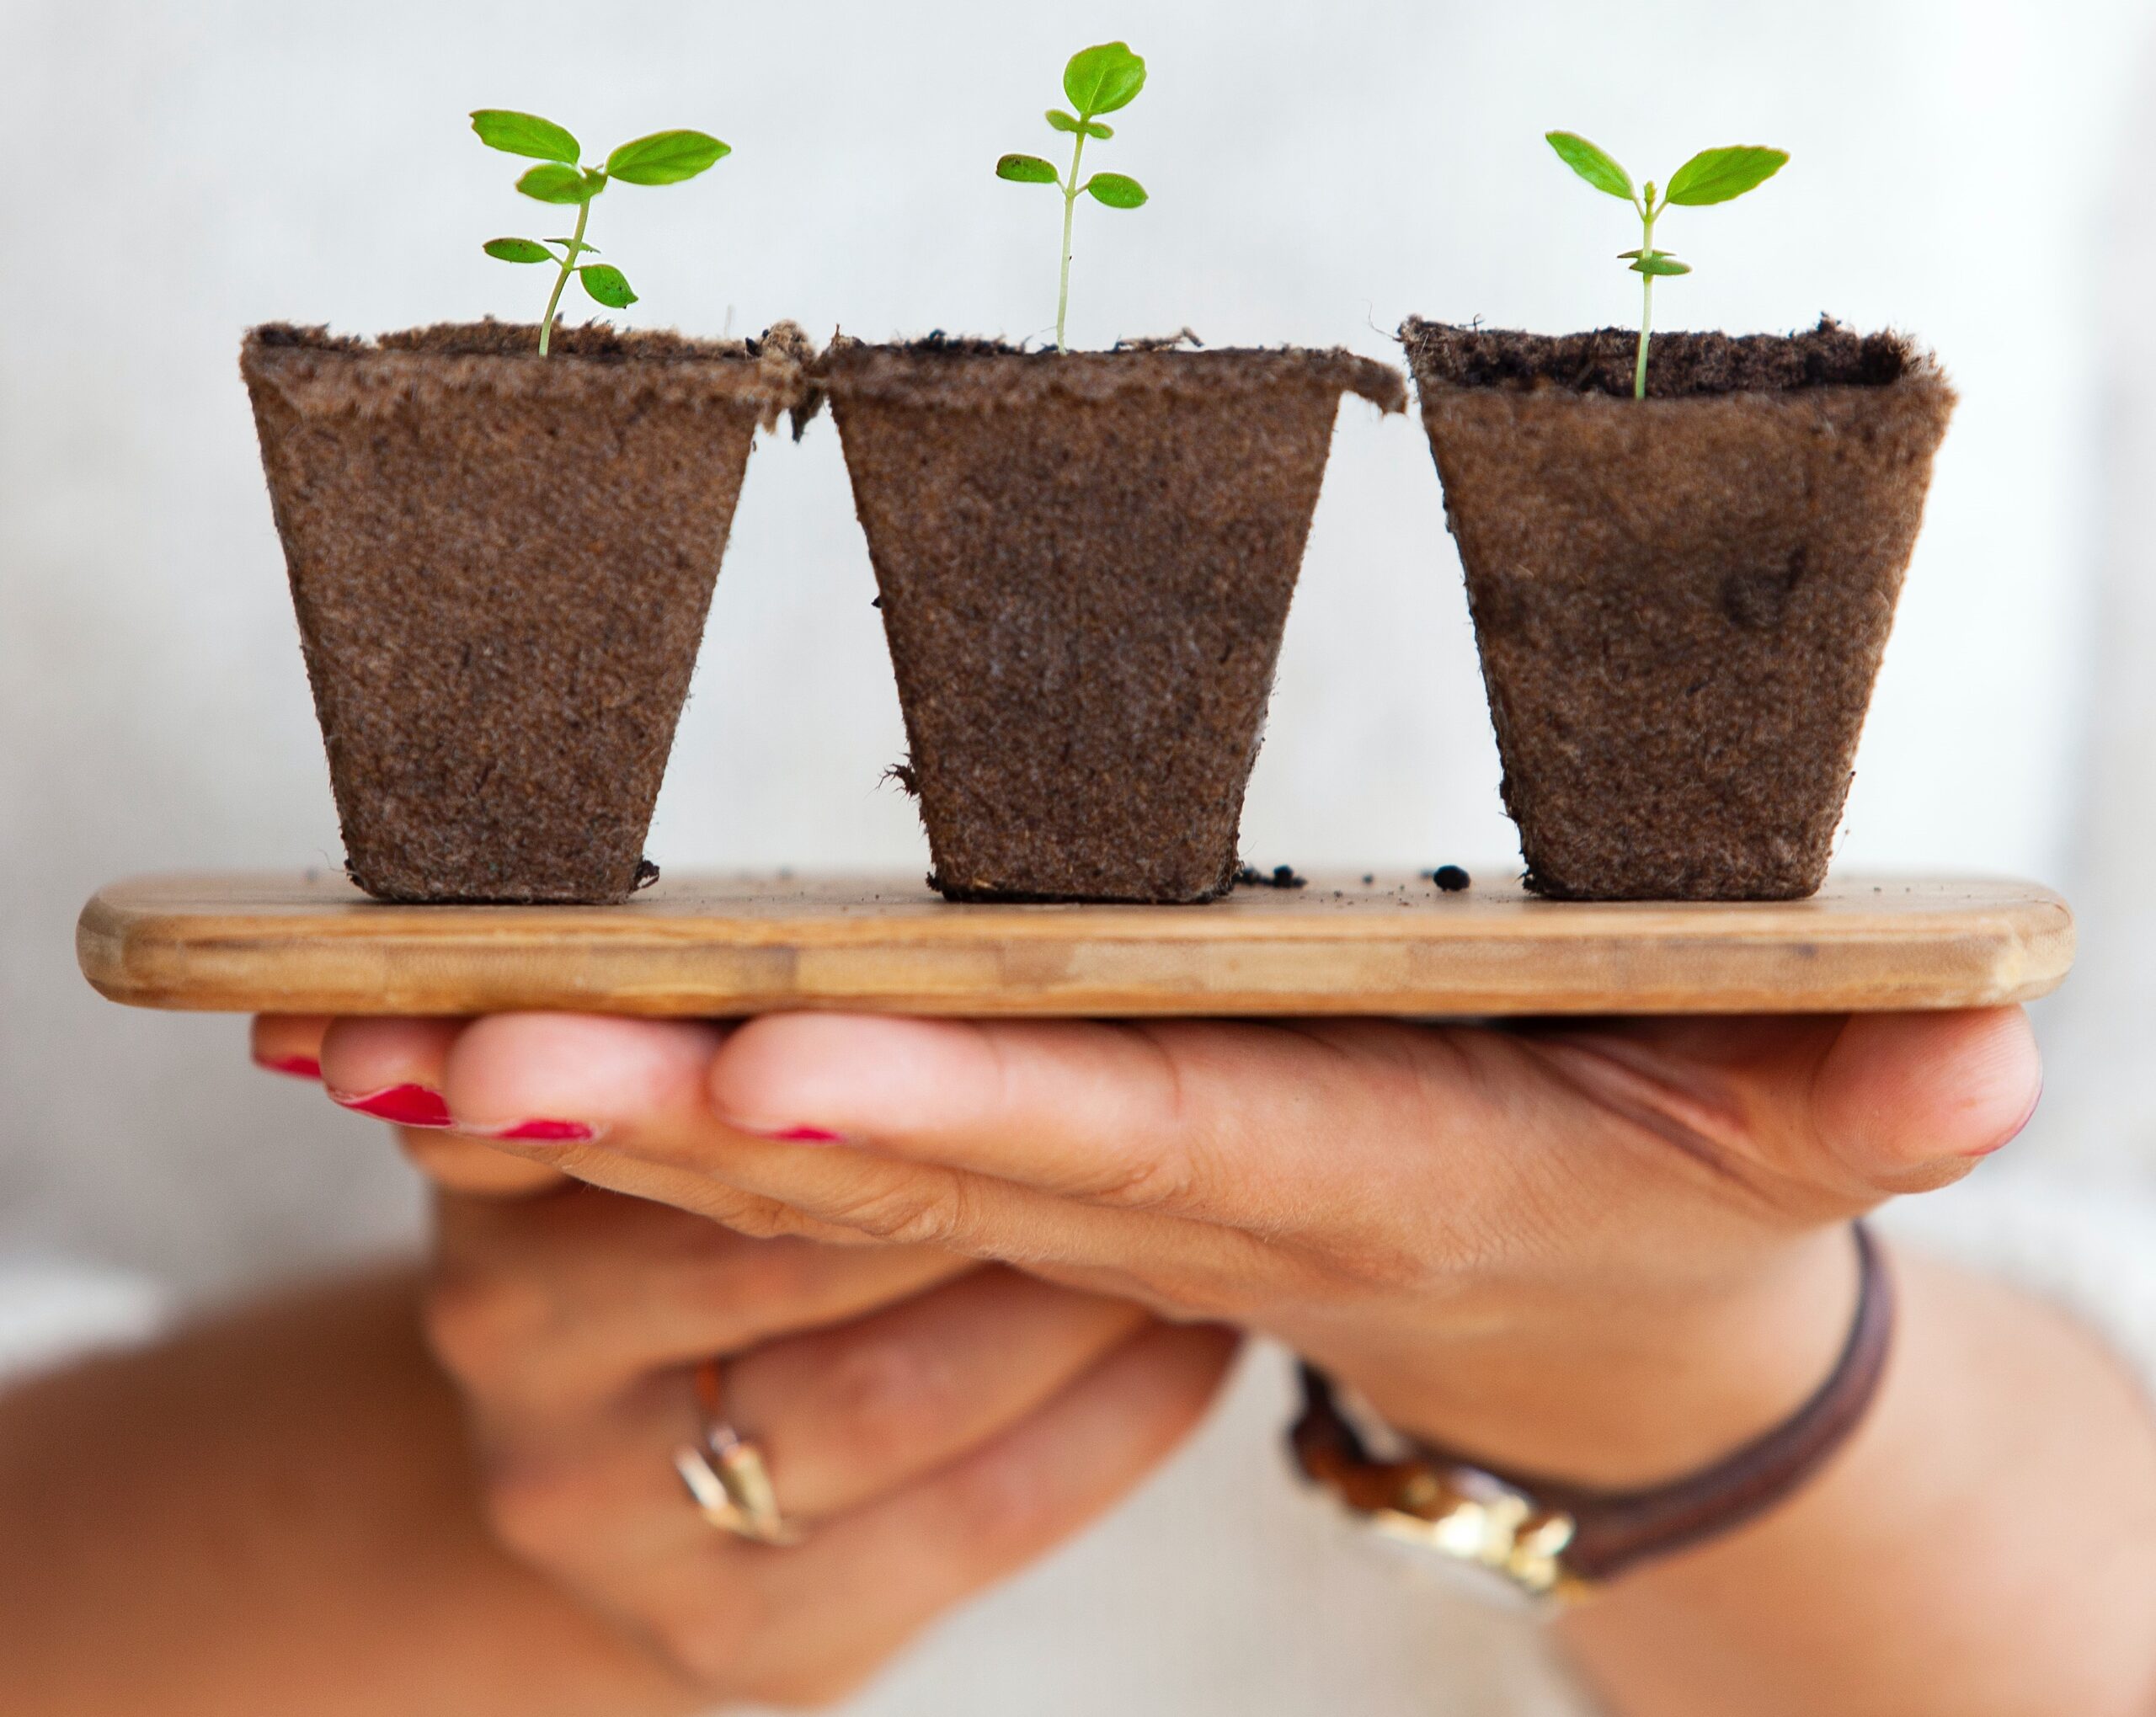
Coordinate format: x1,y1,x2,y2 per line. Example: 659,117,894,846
5,2,2156,1708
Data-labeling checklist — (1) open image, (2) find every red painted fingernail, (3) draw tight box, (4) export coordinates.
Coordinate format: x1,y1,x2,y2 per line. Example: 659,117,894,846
739,1123,848,1144
254,1053,322,1080
483,1118,600,1143
329,1083,456,1129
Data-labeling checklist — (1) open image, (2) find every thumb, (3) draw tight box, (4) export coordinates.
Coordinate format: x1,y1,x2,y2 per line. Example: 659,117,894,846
1810,1008,2042,1193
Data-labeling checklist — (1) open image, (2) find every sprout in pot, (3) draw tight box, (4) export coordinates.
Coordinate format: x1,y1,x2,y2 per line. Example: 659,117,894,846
1545,131,1788,400
472,109,731,354
1401,135,1954,902
994,41,1150,353
241,109,811,905
821,43,1406,905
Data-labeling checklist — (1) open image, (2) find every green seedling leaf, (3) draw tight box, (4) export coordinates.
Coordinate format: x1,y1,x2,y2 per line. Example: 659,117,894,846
579,263,637,307
483,237,552,263
1545,131,1633,200
1664,145,1789,206
1628,252,1692,276
471,109,580,163
517,162,600,204
544,237,599,251
997,152,1060,184
1047,109,1113,139
605,129,730,185
1064,41,1146,116
1085,171,1147,209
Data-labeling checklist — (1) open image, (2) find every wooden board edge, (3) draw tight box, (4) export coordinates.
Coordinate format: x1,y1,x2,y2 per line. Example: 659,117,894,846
74,893,2079,1018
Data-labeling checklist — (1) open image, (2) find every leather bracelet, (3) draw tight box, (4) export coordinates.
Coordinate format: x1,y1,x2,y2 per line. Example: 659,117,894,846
1289,1223,1894,1595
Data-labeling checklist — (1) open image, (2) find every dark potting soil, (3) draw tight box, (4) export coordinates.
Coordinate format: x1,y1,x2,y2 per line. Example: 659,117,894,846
1401,317,1955,901
1402,317,1914,399
1235,863,1309,890
822,335,1405,904
243,320,813,904
1431,865,1471,893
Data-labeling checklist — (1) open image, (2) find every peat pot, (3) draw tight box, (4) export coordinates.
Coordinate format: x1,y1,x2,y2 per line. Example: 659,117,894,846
1402,317,1955,901
242,320,813,904
820,335,1406,904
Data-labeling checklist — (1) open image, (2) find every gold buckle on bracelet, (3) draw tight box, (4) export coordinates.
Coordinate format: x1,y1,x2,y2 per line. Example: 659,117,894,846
1370,1466,1583,1598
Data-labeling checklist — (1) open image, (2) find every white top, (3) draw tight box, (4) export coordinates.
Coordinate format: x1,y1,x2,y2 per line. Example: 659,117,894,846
8,3,2156,1711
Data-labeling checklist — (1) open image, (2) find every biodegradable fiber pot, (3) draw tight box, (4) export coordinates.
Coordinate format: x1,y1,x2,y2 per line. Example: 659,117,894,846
242,321,813,904
1402,317,1955,902
820,336,1406,904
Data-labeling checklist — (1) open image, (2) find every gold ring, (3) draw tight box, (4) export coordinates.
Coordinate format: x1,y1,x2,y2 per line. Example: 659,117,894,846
673,1357,805,1546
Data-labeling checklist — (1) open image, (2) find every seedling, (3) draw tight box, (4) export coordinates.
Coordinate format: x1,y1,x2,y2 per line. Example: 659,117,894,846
1545,132,1789,399
995,43,1149,353
472,110,729,355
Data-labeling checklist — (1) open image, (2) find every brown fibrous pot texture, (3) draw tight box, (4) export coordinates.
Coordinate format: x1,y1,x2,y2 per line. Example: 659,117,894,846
242,320,814,904
820,335,1406,904
1402,317,1956,901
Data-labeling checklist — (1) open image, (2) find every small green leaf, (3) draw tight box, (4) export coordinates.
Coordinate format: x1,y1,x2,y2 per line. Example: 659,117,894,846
1064,41,1146,117
1085,171,1147,209
579,264,637,308
471,109,580,163
517,162,600,204
544,237,600,253
1046,109,1115,140
1628,252,1692,276
483,237,552,263
1545,131,1634,200
605,129,730,185
996,153,1059,185
1664,145,1788,206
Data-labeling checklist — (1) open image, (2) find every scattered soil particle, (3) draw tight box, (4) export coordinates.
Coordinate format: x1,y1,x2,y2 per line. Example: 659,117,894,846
1433,865,1471,893
1235,863,1309,890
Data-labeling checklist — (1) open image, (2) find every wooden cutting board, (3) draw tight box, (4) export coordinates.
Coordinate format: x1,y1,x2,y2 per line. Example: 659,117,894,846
75,870,2074,1019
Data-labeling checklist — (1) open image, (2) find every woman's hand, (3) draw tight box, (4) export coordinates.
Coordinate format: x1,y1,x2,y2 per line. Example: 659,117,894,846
287,1008,2038,1490
253,1018,1235,1709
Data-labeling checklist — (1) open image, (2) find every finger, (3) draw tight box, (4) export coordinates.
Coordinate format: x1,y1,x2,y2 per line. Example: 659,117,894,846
319,1016,472,1129
1811,1008,2041,1191
445,1014,1270,1296
711,1014,1382,1225
462,1272,1178,1586
723,1266,1150,1519
250,1013,329,1080
726,1321,1236,1707
460,1008,1485,1245
1521,1008,2044,1203
325,1016,580,1195
430,1191,970,1417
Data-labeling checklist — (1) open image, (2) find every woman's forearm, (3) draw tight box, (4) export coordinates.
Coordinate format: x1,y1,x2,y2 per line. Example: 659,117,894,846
0,1268,698,1717
1560,1250,2156,1717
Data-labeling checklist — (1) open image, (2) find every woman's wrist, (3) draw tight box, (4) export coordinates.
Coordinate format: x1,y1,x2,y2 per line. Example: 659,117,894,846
1332,1227,1863,1490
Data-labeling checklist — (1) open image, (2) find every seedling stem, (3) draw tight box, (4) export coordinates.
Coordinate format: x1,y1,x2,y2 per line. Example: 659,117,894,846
539,199,595,358
1058,126,1087,352
1635,186,1657,401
